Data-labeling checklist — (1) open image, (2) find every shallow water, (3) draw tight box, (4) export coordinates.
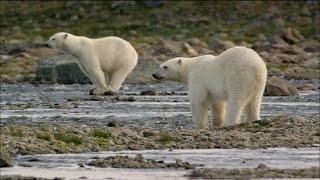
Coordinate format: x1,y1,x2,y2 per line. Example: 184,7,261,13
1,148,319,180
0,83,319,128
0,83,319,179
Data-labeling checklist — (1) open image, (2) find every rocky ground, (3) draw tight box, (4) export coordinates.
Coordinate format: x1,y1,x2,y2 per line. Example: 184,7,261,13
1,115,319,158
0,2,319,179
0,1,319,85
187,165,320,179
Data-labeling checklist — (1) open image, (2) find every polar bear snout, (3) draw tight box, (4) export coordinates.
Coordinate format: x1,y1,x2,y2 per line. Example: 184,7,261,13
45,43,50,48
152,73,163,80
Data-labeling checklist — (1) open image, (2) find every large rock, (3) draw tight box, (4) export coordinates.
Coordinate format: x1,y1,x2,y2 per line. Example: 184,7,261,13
36,55,161,84
0,155,14,168
264,76,298,96
36,55,90,84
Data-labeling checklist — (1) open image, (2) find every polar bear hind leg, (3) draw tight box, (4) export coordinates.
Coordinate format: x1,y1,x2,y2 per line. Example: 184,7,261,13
245,79,266,122
209,100,226,128
222,95,249,127
107,69,131,93
189,88,210,129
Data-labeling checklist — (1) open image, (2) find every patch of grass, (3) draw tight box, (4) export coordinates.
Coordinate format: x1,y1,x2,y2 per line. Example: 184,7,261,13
92,129,112,139
157,133,179,143
54,132,82,145
267,64,290,71
95,137,109,146
9,127,23,137
256,119,270,126
36,132,51,141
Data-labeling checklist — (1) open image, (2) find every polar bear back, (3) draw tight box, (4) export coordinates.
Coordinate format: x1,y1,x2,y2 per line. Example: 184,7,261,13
89,36,138,71
189,46,267,100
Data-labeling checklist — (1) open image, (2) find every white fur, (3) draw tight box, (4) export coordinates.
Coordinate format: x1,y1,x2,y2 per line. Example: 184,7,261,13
46,32,138,95
153,46,267,129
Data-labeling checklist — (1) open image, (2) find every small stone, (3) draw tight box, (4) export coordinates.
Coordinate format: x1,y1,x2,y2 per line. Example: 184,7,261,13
256,163,268,169
140,90,159,95
0,155,14,168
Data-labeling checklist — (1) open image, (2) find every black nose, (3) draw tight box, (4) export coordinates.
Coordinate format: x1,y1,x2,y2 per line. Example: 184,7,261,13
152,74,157,79
45,44,49,47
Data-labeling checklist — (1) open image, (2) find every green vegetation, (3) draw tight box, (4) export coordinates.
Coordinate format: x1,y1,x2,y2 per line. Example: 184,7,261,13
95,137,109,146
36,132,51,141
9,127,23,137
158,133,179,143
92,129,112,139
54,132,82,145
267,64,290,71
92,129,112,146
0,1,319,42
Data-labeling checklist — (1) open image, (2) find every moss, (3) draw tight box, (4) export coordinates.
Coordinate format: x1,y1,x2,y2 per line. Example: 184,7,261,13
95,137,109,146
157,133,179,143
55,141,68,151
267,64,290,71
36,132,51,141
54,132,82,145
92,129,112,139
9,127,23,137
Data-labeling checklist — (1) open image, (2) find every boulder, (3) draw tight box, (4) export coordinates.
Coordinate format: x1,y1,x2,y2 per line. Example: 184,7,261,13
281,28,305,44
264,76,298,96
125,57,161,83
36,55,161,84
36,55,90,84
208,39,236,52
0,155,14,168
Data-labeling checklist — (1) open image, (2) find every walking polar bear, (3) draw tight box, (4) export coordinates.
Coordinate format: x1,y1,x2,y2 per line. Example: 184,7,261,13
153,46,267,129
45,32,138,95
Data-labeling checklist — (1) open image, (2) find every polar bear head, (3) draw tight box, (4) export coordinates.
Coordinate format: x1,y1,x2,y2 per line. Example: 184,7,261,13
152,57,188,83
45,32,69,50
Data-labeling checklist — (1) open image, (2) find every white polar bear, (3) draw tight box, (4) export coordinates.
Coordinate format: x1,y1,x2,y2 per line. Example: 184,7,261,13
153,46,267,129
45,32,138,95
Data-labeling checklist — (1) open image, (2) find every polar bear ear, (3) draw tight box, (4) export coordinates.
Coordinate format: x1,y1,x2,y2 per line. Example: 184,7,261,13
64,33,68,39
178,59,182,65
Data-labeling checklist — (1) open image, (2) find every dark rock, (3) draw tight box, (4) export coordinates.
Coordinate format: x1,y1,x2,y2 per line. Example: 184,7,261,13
140,90,160,95
264,76,298,96
208,39,236,52
142,0,165,7
36,55,160,84
36,55,90,84
281,28,305,44
125,57,161,83
297,84,318,91
0,155,14,167
256,163,269,169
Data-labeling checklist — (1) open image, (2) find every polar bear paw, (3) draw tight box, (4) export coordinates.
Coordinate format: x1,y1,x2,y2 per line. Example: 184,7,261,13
91,88,108,96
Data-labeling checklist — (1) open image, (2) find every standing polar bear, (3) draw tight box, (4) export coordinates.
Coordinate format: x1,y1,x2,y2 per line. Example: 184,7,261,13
46,32,138,95
153,46,267,129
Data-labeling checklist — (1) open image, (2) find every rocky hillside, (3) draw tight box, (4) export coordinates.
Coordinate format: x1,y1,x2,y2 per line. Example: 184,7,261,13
0,1,319,83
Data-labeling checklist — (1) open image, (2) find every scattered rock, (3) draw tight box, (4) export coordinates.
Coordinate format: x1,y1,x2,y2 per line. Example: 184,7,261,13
112,95,136,102
256,163,269,169
264,76,298,96
281,27,305,44
140,90,160,95
297,84,317,91
183,43,198,56
208,39,236,52
86,154,194,169
0,155,14,167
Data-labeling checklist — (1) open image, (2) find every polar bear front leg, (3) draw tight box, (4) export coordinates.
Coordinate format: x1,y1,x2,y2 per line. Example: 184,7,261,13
222,98,245,127
210,100,226,128
106,69,130,94
83,66,108,95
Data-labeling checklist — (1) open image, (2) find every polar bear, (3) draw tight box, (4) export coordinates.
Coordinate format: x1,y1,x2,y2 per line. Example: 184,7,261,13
153,46,267,129
45,32,138,95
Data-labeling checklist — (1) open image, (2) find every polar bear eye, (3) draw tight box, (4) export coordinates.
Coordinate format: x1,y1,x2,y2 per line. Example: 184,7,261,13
52,38,55,41
163,66,168,69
